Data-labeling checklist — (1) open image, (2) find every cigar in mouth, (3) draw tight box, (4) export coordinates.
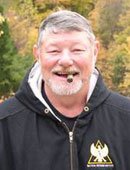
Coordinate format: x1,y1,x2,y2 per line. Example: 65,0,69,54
67,74,73,83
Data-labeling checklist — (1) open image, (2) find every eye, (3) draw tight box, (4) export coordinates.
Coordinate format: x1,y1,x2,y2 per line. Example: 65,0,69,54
72,49,86,53
47,50,60,54
74,49,84,51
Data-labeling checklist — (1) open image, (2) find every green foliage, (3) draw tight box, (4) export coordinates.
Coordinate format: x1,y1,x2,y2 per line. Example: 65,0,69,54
1,0,130,96
17,0,38,23
110,53,126,88
70,0,96,16
107,2,130,94
0,6,16,96
10,54,34,92
0,5,33,97
97,0,122,48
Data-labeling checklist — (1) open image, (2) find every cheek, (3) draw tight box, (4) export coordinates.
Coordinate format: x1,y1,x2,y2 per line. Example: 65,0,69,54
78,56,91,67
40,54,58,67
40,59,54,75
81,58,95,74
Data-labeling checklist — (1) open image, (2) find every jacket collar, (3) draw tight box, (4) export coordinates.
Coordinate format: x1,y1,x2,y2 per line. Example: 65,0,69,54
16,62,110,119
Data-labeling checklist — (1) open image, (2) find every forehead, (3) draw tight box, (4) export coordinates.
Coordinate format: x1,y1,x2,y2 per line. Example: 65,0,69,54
41,30,92,46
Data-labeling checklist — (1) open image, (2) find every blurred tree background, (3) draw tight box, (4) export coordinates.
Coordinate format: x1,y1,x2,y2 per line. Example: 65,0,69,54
0,0,130,98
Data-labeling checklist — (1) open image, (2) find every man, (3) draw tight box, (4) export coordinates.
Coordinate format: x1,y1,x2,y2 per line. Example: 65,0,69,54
0,10,130,170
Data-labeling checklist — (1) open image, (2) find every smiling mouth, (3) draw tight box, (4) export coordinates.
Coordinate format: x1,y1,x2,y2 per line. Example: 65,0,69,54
53,72,79,78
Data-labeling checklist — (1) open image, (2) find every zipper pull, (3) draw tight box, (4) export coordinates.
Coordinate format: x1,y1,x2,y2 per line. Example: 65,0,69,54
69,131,73,143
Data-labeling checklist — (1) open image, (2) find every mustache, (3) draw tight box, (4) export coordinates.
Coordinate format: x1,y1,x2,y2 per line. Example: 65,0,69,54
51,67,80,74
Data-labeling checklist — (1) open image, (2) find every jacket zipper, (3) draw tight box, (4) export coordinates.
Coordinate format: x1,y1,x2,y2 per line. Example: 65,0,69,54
62,121,77,170
69,131,74,170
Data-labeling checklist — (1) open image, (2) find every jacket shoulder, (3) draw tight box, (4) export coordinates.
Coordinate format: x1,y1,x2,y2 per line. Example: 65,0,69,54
106,91,130,112
0,97,26,119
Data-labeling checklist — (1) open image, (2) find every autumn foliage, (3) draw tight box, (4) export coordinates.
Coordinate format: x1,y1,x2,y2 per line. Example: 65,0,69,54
0,0,130,97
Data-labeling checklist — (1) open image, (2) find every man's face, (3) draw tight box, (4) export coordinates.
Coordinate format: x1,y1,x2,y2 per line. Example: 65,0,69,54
34,31,99,96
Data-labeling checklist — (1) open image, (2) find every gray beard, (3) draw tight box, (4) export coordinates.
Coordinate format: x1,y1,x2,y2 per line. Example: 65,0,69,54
46,79,83,96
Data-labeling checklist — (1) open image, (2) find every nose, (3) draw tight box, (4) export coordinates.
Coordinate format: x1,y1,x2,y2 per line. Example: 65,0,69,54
58,50,73,67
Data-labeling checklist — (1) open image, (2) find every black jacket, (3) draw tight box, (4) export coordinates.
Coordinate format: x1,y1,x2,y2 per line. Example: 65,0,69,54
0,68,130,170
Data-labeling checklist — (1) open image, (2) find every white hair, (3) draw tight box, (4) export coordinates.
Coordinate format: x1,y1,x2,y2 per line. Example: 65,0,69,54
37,10,96,47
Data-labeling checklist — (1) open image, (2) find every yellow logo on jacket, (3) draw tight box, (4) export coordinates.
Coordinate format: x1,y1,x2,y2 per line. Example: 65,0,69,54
87,140,114,168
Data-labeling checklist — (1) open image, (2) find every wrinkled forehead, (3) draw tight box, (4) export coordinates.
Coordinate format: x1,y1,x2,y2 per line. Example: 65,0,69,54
44,30,90,41
38,28,95,48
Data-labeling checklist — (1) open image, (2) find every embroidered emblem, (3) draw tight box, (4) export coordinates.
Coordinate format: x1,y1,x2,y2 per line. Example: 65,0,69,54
87,140,114,168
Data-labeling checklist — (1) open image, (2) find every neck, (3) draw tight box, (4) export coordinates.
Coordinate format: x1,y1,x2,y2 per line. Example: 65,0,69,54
44,84,89,118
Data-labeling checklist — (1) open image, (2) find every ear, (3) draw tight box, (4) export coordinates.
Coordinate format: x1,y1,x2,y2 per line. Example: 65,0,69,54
94,40,100,57
92,40,100,66
33,44,40,61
